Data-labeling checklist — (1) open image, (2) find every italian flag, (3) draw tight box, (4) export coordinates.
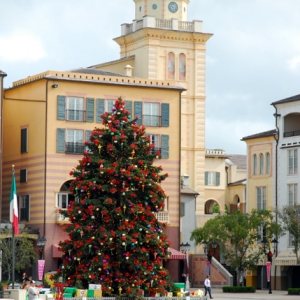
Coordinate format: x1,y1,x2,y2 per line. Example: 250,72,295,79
10,172,18,235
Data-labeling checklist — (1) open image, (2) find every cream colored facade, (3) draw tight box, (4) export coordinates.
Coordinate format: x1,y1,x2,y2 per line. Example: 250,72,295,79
2,70,183,275
92,0,213,221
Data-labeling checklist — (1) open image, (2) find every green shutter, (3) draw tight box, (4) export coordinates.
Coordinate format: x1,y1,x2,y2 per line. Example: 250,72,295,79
161,134,169,159
161,103,170,127
96,99,105,123
56,128,65,153
125,100,133,117
57,96,66,120
216,172,220,186
180,202,185,217
134,101,143,125
205,172,208,185
86,130,92,152
86,98,94,122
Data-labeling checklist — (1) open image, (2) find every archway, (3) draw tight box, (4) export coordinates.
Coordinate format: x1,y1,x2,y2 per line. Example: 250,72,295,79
205,199,219,214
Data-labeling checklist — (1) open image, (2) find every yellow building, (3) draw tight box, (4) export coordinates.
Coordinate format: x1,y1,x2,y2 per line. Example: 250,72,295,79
2,69,183,277
242,129,277,289
90,0,213,220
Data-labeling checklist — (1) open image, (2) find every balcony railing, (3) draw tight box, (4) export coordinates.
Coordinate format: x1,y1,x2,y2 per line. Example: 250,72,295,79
143,115,161,126
284,130,300,137
65,142,85,154
66,109,86,122
56,208,69,223
155,211,169,223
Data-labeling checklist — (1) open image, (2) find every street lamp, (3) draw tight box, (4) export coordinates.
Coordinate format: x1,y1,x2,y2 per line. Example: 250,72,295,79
37,236,47,259
261,237,278,294
180,242,191,289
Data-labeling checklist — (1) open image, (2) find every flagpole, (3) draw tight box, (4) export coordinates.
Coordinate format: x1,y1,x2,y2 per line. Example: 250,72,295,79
11,165,15,289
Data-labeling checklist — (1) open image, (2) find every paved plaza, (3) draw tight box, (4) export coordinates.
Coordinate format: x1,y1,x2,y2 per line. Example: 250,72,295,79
188,288,292,300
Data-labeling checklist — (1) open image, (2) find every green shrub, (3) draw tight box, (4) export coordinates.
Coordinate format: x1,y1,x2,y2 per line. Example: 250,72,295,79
288,288,300,295
222,286,256,293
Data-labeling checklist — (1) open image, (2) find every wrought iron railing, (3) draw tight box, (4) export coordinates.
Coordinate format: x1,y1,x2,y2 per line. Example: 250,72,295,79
143,115,161,126
284,130,300,137
66,109,86,121
65,142,85,154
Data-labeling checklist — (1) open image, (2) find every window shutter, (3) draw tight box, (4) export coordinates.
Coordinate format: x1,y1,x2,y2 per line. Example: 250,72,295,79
86,98,94,122
25,195,30,221
134,101,143,125
125,100,133,117
216,172,220,186
161,134,169,159
180,202,185,217
57,96,66,120
161,103,170,127
56,128,65,153
21,128,28,153
205,172,208,185
96,99,105,122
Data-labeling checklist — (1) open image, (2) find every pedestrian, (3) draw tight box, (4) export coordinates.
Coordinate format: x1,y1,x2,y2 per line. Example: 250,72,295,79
28,280,40,300
21,272,29,283
204,275,213,299
21,282,30,300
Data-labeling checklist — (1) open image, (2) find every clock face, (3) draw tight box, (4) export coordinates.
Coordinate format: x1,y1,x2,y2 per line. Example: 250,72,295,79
168,2,178,13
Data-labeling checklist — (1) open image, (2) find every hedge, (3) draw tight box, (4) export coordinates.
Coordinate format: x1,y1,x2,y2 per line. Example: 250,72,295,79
288,288,300,295
222,286,256,293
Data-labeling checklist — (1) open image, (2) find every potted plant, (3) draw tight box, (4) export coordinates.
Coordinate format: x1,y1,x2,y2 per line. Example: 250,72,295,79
1,281,9,290
213,204,219,215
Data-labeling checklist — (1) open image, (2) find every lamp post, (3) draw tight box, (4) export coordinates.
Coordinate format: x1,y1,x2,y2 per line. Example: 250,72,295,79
37,236,47,259
261,237,278,294
180,242,191,289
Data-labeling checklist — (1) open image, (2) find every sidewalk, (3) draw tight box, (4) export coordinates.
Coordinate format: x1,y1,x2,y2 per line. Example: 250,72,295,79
187,288,291,300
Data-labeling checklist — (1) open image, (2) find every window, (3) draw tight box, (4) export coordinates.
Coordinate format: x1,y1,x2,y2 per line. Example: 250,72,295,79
168,52,175,80
57,193,69,209
21,128,28,153
164,197,169,211
253,154,257,175
56,128,85,154
144,103,160,126
57,96,94,122
18,195,30,221
257,187,266,210
145,134,169,158
266,152,270,174
288,149,298,175
20,169,27,183
180,202,185,216
257,226,267,244
179,53,186,80
205,172,220,186
106,100,114,112
67,97,84,121
259,153,264,174
289,233,294,247
288,183,297,206
134,102,169,127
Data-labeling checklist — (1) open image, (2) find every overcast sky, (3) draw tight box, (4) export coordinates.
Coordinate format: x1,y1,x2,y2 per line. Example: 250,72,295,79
1,0,300,154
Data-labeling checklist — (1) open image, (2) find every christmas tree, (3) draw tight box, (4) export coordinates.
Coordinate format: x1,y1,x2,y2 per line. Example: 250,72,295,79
54,97,173,297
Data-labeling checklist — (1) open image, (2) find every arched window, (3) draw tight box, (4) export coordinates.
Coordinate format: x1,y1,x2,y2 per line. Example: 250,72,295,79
168,52,175,79
179,53,186,80
253,154,257,175
266,152,270,174
259,153,264,174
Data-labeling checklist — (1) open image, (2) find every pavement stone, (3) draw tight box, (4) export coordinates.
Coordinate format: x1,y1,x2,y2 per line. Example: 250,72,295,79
187,288,292,300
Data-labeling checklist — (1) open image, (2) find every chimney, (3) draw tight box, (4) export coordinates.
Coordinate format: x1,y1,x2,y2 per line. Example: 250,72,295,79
124,65,134,77
181,174,189,187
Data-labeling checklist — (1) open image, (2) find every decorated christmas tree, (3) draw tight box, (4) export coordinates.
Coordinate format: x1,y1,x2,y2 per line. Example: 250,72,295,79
54,97,173,297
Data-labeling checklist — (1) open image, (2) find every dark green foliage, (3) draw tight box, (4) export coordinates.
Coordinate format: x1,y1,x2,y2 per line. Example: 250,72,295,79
288,288,300,295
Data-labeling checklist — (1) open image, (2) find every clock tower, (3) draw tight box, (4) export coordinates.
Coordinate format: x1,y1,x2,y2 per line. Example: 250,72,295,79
134,0,190,21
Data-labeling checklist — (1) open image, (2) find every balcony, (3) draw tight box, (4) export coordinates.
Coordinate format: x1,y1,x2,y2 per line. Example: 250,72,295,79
155,211,169,223
284,130,300,137
56,208,70,225
143,115,161,127
121,16,203,36
66,109,86,122
65,142,85,154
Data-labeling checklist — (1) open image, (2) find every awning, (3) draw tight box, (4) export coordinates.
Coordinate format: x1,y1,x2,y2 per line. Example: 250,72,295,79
168,248,186,260
52,244,63,258
274,249,299,266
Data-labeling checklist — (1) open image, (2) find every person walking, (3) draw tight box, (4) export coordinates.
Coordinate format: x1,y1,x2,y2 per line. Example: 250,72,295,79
204,275,213,299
